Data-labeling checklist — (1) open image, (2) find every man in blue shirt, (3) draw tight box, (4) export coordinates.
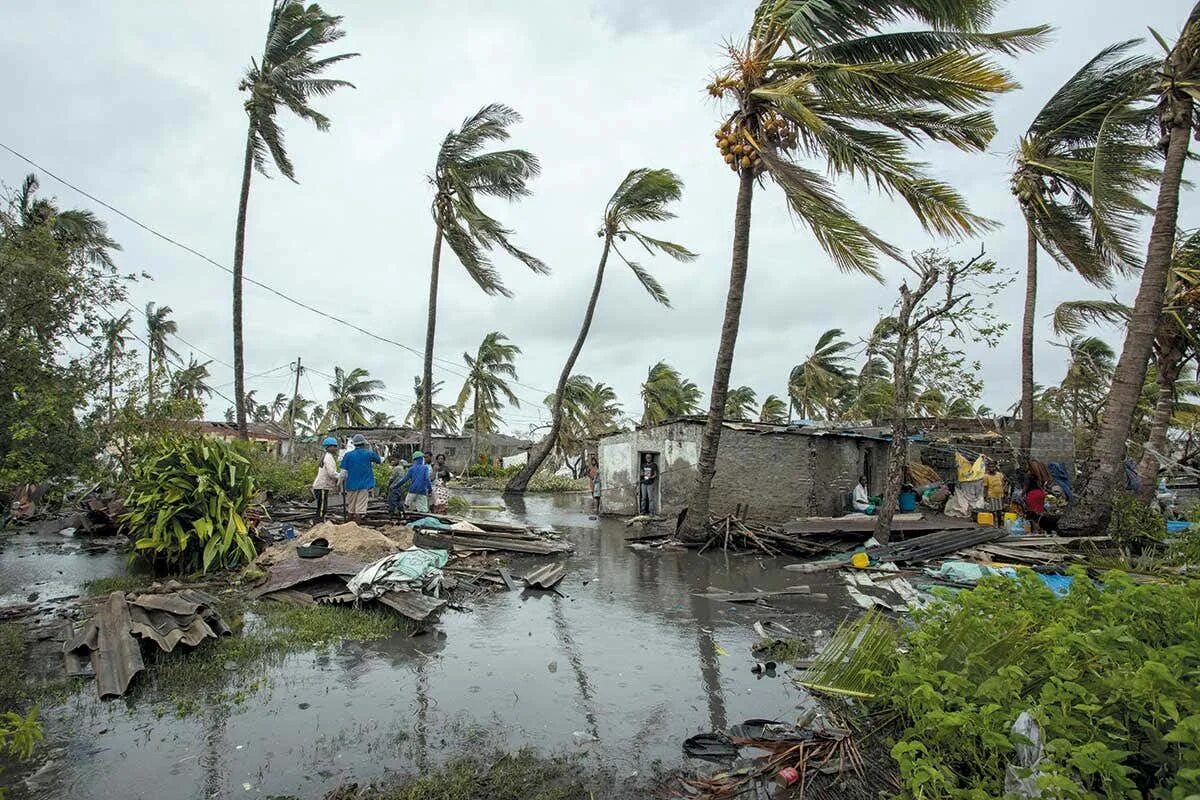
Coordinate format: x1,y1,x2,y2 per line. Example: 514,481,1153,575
396,451,433,514
339,433,381,522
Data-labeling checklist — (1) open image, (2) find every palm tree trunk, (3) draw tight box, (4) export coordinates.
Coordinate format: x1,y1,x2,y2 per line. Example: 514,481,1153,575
471,390,479,469
1062,100,1192,534
683,169,754,537
108,355,115,425
1020,220,1037,461
232,129,255,440
1137,329,1184,501
506,237,613,493
147,348,154,413
422,225,443,454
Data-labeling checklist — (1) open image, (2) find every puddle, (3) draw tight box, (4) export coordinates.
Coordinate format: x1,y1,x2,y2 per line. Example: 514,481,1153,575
0,531,128,606
5,494,855,799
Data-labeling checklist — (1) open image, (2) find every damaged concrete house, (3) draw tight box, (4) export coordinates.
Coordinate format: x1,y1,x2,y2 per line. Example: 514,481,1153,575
328,426,532,473
597,416,1073,522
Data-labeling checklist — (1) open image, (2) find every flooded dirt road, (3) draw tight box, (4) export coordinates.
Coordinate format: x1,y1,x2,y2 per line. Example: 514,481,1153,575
3,493,856,799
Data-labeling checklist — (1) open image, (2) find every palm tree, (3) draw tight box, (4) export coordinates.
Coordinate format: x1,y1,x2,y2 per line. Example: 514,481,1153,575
144,302,178,412
368,411,394,427
404,376,460,434
506,169,696,492
231,1,357,440
788,329,853,420
284,395,313,436
267,392,289,422
1011,41,1159,458
321,366,385,428
99,311,132,422
683,0,1045,532
16,173,119,268
641,361,702,425
422,104,545,454
724,386,757,421
577,380,622,438
758,394,787,424
457,332,522,461
1065,5,1200,534
171,356,213,404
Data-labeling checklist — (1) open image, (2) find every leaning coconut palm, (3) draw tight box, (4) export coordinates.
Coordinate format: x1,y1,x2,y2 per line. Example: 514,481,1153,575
1054,229,1200,496
144,302,178,412
1065,6,1200,533
758,394,788,424
684,0,1045,533
422,104,546,454
170,356,214,404
321,366,385,428
505,169,696,493
788,329,854,420
724,386,758,421
99,311,133,422
1011,40,1160,458
457,332,522,463
231,1,357,439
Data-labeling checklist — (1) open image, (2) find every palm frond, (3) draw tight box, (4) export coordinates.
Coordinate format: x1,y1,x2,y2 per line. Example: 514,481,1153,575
614,246,672,307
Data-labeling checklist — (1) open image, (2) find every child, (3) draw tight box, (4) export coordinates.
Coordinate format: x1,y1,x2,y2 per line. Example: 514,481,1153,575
983,461,1005,525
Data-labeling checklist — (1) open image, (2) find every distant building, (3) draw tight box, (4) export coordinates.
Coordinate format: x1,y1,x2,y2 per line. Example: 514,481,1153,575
596,416,1074,523
194,420,292,459
326,426,532,473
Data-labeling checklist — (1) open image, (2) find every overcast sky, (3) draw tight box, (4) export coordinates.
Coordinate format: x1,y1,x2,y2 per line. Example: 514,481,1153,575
3,0,1197,435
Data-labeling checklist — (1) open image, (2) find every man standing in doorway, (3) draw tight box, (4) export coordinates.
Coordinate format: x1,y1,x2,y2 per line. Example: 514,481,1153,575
639,453,659,515
340,433,381,522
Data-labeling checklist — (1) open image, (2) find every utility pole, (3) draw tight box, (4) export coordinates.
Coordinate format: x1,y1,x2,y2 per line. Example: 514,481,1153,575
287,356,303,439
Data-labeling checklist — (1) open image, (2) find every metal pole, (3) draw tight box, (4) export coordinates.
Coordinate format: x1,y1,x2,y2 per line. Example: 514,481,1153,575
287,356,303,439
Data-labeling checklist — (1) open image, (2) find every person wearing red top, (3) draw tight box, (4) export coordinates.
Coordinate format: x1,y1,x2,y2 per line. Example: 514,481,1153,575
1022,474,1057,534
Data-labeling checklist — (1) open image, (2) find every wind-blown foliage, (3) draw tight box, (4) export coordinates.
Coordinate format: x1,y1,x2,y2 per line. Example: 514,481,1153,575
789,329,854,419
170,356,213,404
642,361,702,425
758,394,788,424
144,302,178,409
724,386,758,421
231,0,357,436
422,103,544,452
121,436,258,573
405,376,459,434
458,332,521,454
319,366,384,428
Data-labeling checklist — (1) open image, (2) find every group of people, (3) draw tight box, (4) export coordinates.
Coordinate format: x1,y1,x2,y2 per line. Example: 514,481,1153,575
310,434,455,522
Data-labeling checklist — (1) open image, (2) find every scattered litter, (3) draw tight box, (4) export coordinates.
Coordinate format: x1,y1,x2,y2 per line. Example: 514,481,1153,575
347,548,450,599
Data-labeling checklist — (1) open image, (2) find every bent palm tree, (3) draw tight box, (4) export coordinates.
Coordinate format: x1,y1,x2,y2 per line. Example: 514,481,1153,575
724,386,757,421
422,104,545,453
642,362,703,424
684,0,1044,533
788,329,853,420
1012,40,1159,458
457,332,522,462
99,311,132,422
404,376,459,434
505,169,695,492
145,302,178,412
232,1,357,439
1066,6,1200,533
321,366,385,428
758,394,788,424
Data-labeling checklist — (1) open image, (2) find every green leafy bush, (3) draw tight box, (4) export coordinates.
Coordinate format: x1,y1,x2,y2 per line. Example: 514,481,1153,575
465,462,521,479
1107,491,1166,548
121,436,258,573
528,472,587,492
229,442,317,501
851,570,1200,799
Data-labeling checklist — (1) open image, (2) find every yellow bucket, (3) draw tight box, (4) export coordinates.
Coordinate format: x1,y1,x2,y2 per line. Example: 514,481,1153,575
850,552,870,569
977,512,995,526
1004,512,1018,525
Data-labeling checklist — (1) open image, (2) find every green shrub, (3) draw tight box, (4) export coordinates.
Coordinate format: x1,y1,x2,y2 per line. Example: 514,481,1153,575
121,436,258,573
466,461,521,479
817,570,1200,799
528,472,586,493
230,443,317,501
1107,491,1166,548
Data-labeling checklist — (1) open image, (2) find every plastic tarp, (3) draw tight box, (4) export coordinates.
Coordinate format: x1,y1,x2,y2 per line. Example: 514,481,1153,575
1047,462,1073,501
945,479,984,517
407,516,450,530
925,560,1015,584
956,453,986,482
346,547,450,599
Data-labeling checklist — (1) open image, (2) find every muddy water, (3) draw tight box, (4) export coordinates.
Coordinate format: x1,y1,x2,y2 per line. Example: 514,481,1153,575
0,531,128,606
7,494,854,800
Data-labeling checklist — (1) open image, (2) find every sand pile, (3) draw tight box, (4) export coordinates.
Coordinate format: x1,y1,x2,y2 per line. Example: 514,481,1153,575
378,525,415,550
257,521,399,567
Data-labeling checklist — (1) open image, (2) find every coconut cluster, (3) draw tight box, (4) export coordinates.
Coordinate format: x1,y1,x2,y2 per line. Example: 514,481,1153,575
714,113,799,174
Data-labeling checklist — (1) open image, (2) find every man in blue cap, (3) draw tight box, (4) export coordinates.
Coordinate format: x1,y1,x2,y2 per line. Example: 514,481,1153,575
311,436,341,521
340,433,382,522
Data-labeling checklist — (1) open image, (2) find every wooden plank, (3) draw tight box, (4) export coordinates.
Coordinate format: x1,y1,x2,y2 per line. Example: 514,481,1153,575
497,567,518,591
694,586,812,603
377,591,447,622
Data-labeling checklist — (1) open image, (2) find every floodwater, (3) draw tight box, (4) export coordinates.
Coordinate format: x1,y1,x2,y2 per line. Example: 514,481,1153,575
2,493,856,799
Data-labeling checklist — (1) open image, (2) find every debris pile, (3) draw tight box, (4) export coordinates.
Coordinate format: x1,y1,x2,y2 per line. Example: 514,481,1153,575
64,588,230,698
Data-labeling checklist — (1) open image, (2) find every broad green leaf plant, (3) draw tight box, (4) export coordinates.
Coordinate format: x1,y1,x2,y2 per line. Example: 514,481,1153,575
121,436,259,573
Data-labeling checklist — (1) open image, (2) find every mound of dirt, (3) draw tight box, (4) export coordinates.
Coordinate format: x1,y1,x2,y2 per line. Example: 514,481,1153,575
378,525,414,550
257,521,399,567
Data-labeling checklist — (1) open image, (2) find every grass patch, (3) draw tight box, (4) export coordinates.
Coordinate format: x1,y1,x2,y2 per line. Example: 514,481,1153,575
752,637,810,662
370,750,586,800
83,573,155,597
139,602,405,716
0,624,25,712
